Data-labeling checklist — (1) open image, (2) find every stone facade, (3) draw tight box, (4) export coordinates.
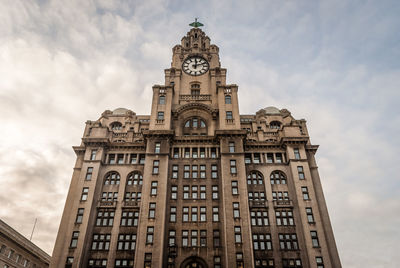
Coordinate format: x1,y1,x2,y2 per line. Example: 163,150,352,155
50,27,341,268
0,219,50,268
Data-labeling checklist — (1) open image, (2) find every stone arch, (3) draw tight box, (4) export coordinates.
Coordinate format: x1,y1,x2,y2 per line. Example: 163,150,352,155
180,256,208,268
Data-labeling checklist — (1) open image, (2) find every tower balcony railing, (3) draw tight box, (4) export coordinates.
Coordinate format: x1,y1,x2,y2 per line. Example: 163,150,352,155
179,94,211,101
273,199,293,208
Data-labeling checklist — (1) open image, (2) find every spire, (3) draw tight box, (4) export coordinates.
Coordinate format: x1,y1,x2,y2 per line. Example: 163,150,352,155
189,18,204,28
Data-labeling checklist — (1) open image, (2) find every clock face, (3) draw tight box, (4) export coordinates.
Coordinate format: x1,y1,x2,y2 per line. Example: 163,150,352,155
182,56,209,76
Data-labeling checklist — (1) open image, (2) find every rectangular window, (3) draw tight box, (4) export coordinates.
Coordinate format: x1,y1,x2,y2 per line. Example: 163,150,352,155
159,95,165,104
91,234,111,250
115,259,134,268
88,259,107,268
101,192,118,201
294,148,300,159
151,181,158,196
275,209,294,226
124,192,141,202
200,207,207,222
266,153,274,163
231,181,238,195
211,148,217,158
302,187,310,200
250,210,269,226
236,253,244,268
214,256,221,268
306,207,315,223
70,231,79,248
170,207,176,222
229,142,235,153
252,233,272,250
311,231,320,247
171,185,177,200
191,207,198,222
81,187,89,201
155,142,161,153
282,259,302,268
184,165,190,178
148,203,156,219
172,165,178,179
152,160,159,174
212,185,219,200
117,234,136,251
75,208,84,223
200,165,206,178
85,167,93,180
213,207,219,222
90,149,97,160
253,153,260,163
157,112,164,120
183,186,189,199
192,148,198,158
184,148,190,158
191,230,198,247
96,209,115,226
108,154,116,164
200,148,205,158
192,165,198,179
234,226,242,243
200,185,206,199
146,227,154,244
213,230,220,247
117,154,124,164
230,160,237,174
130,154,137,164
200,230,207,247
297,166,305,179
144,253,152,268
182,230,189,247
316,257,324,268
275,153,283,163
233,202,240,219
191,185,198,199
211,164,218,179
244,153,251,164
226,111,233,119
279,234,299,250
139,154,145,164
66,257,74,267
183,207,189,222
173,148,179,158
120,210,139,226
168,230,176,247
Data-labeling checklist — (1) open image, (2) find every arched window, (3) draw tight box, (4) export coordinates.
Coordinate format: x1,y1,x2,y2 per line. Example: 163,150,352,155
159,95,165,105
110,122,122,131
247,171,264,185
183,117,207,135
225,95,232,104
104,171,120,185
127,172,143,186
270,171,286,185
269,121,281,129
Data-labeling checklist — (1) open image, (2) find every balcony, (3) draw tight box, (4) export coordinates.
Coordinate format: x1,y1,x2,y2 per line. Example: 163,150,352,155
249,200,267,208
179,94,211,101
123,200,140,207
98,201,117,208
273,199,293,208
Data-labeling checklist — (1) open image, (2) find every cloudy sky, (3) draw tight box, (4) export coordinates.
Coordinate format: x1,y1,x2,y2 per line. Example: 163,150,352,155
0,0,399,266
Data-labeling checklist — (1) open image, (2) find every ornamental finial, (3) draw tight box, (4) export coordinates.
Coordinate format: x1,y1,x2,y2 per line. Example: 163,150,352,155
189,18,204,28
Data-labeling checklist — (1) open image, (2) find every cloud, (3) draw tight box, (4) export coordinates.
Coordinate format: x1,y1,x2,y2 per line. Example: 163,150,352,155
0,1,399,267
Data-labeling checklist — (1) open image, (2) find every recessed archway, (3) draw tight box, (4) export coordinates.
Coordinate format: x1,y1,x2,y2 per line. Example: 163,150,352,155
180,256,208,268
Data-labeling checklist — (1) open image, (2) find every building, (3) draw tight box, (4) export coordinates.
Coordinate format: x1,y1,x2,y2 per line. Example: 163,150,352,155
50,24,341,268
0,219,50,268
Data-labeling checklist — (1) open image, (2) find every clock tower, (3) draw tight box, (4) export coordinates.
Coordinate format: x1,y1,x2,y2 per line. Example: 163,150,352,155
51,21,341,268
